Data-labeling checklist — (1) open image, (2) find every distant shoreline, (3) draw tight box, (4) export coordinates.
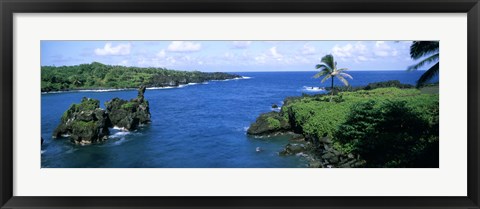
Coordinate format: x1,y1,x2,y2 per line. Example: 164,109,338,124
41,76,252,94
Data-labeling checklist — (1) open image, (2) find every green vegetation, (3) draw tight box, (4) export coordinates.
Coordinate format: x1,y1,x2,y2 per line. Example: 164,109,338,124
278,86,439,167
71,120,97,131
247,111,291,135
41,62,240,92
77,97,100,111
286,98,350,139
120,102,137,111
320,80,415,94
61,97,100,121
335,99,438,167
266,117,281,129
419,84,439,94
314,54,353,100
407,41,439,87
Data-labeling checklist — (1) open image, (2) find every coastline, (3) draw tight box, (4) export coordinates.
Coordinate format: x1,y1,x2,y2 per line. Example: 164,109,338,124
41,76,252,94
247,82,440,168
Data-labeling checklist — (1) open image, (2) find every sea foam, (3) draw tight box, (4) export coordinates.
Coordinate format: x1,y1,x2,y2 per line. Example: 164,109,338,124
146,86,175,90
302,86,326,92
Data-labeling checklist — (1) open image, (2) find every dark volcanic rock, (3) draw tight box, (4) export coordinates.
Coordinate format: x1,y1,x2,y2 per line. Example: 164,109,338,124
279,143,309,156
52,97,110,144
105,86,151,130
52,86,152,145
305,135,367,168
247,112,290,136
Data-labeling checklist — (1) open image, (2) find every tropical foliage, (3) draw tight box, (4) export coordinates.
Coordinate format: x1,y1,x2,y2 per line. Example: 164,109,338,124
281,86,439,167
407,41,439,87
41,62,239,92
335,99,439,167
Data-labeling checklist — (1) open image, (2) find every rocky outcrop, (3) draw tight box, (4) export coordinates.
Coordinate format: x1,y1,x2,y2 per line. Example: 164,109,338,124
52,97,110,144
105,86,151,130
279,142,311,156
305,136,366,168
52,87,151,144
247,112,290,136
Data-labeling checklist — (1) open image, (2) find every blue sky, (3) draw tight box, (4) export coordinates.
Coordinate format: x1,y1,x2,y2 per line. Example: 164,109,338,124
41,41,424,72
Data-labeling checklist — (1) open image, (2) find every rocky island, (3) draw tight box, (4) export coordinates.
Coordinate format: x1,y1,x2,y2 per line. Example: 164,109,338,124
248,81,439,168
105,86,151,131
52,86,151,144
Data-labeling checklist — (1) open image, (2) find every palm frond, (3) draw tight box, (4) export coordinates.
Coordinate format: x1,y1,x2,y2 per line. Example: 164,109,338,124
321,74,332,83
337,68,348,72
407,53,439,71
416,63,439,87
316,63,333,72
336,75,350,86
315,64,325,69
339,72,353,80
313,70,329,78
410,41,439,60
320,54,335,70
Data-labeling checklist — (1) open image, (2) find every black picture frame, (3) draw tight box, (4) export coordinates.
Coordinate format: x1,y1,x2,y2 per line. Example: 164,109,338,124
1,0,479,208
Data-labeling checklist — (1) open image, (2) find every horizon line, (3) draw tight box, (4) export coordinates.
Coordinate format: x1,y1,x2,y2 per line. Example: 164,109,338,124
40,64,423,73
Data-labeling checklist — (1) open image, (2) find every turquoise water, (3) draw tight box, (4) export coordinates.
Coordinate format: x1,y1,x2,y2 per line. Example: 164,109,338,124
41,71,434,168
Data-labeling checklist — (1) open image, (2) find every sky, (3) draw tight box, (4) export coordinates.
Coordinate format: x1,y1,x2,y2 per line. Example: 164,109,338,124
41,41,426,72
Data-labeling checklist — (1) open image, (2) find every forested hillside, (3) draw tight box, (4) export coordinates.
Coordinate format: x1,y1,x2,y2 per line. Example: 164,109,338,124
41,62,240,92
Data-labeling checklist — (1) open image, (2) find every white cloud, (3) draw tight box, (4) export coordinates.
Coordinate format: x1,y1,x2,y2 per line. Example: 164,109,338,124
373,41,398,57
270,47,283,59
156,50,166,58
254,55,267,64
94,43,131,56
301,44,316,55
331,42,374,63
232,41,252,49
332,42,367,58
167,41,201,52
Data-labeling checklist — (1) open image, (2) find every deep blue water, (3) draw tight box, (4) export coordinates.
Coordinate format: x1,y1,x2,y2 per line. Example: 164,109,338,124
41,71,437,168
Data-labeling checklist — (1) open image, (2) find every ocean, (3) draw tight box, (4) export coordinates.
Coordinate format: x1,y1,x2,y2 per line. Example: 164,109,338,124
41,70,436,168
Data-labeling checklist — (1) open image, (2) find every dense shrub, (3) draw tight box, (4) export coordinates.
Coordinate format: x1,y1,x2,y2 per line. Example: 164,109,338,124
335,99,439,168
287,100,350,139
283,87,429,140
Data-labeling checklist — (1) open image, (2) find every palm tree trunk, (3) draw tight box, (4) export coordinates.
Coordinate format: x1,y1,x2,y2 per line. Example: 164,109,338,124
330,76,334,102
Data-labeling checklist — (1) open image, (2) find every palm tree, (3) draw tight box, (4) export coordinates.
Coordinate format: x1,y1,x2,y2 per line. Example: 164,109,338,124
314,54,352,100
407,41,439,88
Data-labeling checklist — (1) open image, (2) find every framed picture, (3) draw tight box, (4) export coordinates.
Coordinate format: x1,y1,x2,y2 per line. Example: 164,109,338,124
1,0,479,208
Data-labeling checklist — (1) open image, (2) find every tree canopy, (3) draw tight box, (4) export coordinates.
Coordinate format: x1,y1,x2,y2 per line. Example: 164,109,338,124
41,62,239,92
